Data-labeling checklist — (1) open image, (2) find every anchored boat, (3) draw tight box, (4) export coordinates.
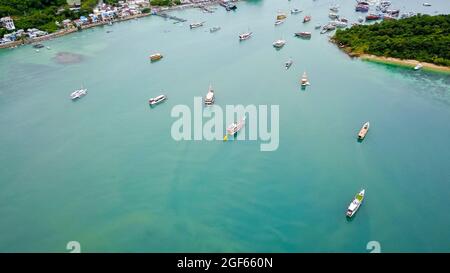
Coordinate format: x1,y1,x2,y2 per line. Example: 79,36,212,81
285,59,293,70
414,63,423,70
295,31,312,39
204,84,215,105
303,15,311,23
346,189,365,218
273,39,286,48
239,32,252,41
210,26,221,33
357,122,370,140
291,8,302,14
149,53,163,62
300,72,310,86
190,22,204,29
70,85,87,100
149,95,167,106
274,19,285,26
227,117,246,135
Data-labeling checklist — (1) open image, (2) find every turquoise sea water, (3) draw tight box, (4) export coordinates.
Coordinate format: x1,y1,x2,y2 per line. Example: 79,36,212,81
0,0,449,252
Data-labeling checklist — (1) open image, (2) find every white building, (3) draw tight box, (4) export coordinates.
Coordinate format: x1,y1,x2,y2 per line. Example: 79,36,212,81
1,17,15,31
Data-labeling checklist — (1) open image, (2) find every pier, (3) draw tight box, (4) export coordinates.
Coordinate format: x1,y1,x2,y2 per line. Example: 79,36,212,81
154,13,187,23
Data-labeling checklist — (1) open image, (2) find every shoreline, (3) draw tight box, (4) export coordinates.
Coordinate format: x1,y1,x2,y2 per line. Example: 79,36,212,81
0,1,226,50
330,38,450,74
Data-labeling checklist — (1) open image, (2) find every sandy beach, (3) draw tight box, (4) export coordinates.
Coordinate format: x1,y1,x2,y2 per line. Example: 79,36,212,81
360,54,450,74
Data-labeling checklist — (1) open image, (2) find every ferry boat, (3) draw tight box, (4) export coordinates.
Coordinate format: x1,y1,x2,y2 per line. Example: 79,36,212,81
291,8,302,14
303,16,311,23
210,26,221,33
300,72,310,86
414,63,423,70
149,53,163,62
226,117,246,135
295,32,312,39
346,189,365,218
273,39,286,48
190,22,204,29
285,59,293,70
70,86,87,100
357,122,370,140
274,20,285,26
149,95,167,106
239,32,252,41
204,84,215,105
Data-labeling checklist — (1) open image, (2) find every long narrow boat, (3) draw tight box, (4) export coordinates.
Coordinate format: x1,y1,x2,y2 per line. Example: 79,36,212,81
295,32,312,39
190,22,204,29
357,122,370,140
285,59,293,70
239,32,252,41
303,15,311,23
149,53,163,62
70,85,87,100
346,189,365,218
149,95,167,106
204,84,215,105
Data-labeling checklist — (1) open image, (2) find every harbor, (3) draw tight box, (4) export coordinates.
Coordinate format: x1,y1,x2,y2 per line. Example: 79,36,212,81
0,0,449,253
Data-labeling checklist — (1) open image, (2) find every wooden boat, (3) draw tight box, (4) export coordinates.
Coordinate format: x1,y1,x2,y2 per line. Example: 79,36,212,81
303,16,311,23
357,122,370,140
149,53,163,62
276,13,287,20
366,14,381,21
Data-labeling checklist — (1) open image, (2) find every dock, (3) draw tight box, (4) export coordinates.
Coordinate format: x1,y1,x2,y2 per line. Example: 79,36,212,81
154,13,187,23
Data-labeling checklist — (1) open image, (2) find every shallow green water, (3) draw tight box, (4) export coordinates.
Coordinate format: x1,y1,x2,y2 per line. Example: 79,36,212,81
0,0,449,252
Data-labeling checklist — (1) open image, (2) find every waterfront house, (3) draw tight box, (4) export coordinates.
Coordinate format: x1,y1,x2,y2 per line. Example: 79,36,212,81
0,17,15,31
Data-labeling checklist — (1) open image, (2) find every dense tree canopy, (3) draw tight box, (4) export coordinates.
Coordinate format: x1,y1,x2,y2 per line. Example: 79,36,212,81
333,14,450,66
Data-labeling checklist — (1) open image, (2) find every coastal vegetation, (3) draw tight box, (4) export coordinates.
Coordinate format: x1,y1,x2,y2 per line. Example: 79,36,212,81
150,0,181,7
333,14,450,67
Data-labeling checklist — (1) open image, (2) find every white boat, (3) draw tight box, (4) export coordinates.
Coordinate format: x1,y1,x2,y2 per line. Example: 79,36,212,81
204,84,215,105
291,8,302,14
273,39,286,48
315,24,322,29
300,72,310,86
414,63,423,70
226,117,246,135
274,20,285,26
210,26,221,33
358,122,370,140
329,12,339,19
70,85,87,100
149,94,167,106
285,59,293,70
239,32,252,41
190,22,204,29
423,3,431,7
346,189,365,218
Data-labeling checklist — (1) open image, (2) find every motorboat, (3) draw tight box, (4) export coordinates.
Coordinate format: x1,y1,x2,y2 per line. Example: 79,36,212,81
149,53,163,62
210,26,221,33
70,86,87,100
303,15,311,23
414,63,423,70
346,189,365,218
295,32,312,39
300,72,310,86
285,59,293,70
273,39,286,48
190,22,204,29
291,8,302,14
329,13,339,19
226,117,246,135
357,122,370,140
149,95,167,106
204,84,215,105
274,20,285,26
239,32,252,41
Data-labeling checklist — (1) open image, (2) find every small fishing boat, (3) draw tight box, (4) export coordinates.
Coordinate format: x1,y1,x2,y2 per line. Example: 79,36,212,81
300,72,310,86
210,26,221,33
276,13,287,20
332,21,348,28
273,39,286,48
357,122,370,140
330,6,339,13
190,22,204,29
149,95,167,106
315,24,322,29
226,117,246,135
366,14,381,21
329,12,339,19
70,85,87,100
285,59,293,70
204,84,215,105
274,20,285,26
291,8,302,14
149,53,163,62
355,4,369,12
423,3,431,7
295,32,312,39
346,189,365,218
239,32,252,41
33,43,44,49
414,63,423,70
303,16,311,23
